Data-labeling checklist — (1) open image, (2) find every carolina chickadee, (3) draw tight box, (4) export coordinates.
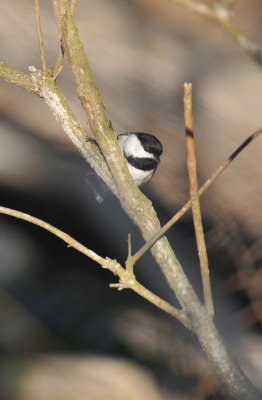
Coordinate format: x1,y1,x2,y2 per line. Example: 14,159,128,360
117,132,163,186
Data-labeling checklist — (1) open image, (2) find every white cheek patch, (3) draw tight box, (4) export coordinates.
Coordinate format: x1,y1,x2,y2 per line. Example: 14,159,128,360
119,134,154,159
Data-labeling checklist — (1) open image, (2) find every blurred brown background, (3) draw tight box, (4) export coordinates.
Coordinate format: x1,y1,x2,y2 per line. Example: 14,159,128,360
0,1,261,399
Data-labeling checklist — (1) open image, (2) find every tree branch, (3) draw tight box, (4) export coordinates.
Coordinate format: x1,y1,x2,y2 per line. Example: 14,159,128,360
184,83,214,317
0,61,34,92
0,59,117,197
0,206,188,327
34,0,47,71
171,0,262,67
53,0,137,204
53,0,80,79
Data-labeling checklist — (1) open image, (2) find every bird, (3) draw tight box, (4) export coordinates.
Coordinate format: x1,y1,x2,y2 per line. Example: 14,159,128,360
86,132,163,202
117,132,163,186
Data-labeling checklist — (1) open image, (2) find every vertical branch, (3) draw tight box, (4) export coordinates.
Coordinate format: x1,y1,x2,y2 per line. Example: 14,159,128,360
183,83,214,317
126,234,134,274
53,0,79,79
34,0,47,71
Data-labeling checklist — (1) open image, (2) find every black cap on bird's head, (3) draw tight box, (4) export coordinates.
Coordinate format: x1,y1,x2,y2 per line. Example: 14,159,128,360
133,132,163,161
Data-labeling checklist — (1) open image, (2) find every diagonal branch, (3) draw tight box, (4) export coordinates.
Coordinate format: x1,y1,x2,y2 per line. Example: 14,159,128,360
132,127,262,264
53,0,138,205
170,0,262,67
0,206,104,264
0,60,117,197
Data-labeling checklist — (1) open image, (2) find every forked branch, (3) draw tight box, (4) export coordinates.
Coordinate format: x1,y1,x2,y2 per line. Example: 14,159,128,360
0,206,189,327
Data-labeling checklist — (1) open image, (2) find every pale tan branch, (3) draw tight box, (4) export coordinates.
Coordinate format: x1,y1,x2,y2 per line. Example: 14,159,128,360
111,277,190,328
0,61,34,92
184,83,214,317
0,205,188,327
0,61,117,197
53,0,138,205
29,66,118,196
53,0,80,79
34,0,47,71
0,206,104,264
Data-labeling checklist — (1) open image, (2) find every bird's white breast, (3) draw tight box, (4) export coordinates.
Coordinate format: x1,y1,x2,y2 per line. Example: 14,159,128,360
126,163,154,186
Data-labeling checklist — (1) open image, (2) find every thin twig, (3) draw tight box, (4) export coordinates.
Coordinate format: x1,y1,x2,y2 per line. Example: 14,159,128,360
0,205,189,328
34,0,47,71
110,278,190,328
132,128,262,264
53,0,79,79
126,234,134,274
127,234,132,259
184,83,213,317
0,206,104,264
170,0,262,67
